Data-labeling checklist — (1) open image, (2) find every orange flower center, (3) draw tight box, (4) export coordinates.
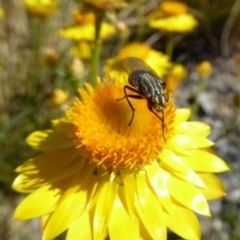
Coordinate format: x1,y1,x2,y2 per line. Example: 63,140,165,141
160,1,188,16
72,10,96,24
68,78,176,171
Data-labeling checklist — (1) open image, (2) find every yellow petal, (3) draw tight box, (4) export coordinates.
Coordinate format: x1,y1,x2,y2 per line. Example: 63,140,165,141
85,175,102,211
12,174,39,193
41,214,50,230
52,119,73,136
145,163,173,215
164,201,201,240
26,130,74,151
159,149,195,176
148,13,198,32
123,173,136,217
36,157,85,185
67,212,92,240
14,185,60,219
93,173,118,240
16,147,78,173
179,121,211,137
198,173,226,199
172,134,214,149
59,23,115,41
174,108,191,123
181,149,229,172
43,167,95,240
60,25,95,41
14,149,84,191
173,171,205,188
135,171,167,240
167,175,211,216
109,191,140,240
43,189,87,239
23,0,57,17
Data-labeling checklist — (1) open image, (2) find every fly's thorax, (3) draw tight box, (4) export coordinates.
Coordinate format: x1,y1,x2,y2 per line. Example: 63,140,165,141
129,70,164,98
128,70,149,89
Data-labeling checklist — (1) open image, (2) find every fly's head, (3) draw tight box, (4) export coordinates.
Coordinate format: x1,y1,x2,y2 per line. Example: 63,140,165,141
151,93,169,112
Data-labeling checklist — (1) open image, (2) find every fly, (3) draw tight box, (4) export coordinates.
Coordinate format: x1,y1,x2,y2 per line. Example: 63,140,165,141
117,57,169,140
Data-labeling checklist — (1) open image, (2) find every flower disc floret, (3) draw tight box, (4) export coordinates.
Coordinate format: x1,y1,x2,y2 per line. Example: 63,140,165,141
68,77,175,170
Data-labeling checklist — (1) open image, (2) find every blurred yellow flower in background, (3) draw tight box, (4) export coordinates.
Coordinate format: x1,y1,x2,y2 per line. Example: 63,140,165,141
165,63,188,93
22,0,57,17
59,10,116,41
48,89,69,107
74,0,129,10
70,41,92,59
60,23,115,41
148,1,198,32
105,42,171,77
13,75,228,240
160,1,188,16
72,10,95,24
196,60,213,78
0,7,4,18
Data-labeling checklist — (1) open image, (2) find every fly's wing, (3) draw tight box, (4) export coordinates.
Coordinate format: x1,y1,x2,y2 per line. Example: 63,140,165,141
122,57,159,78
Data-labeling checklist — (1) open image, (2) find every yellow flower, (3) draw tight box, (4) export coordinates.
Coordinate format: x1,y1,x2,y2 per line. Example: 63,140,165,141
105,43,171,77
23,0,57,17
61,23,115,41
160,1,188,16
147,1,198,33
169,63,188,80
70,41,92,59
0,8,4,18
59,11,115,41
13,75,228,240
72,10,95,24
48,89,69,107
165,64,188,93
75,0,129,10
195,60,212,78
60,23,115,41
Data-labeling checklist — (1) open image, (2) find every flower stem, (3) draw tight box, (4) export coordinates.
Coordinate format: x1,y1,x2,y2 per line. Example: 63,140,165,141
137,0,144,41
89,11,104,87
27,17,45,102
166,33,174,60
191,76,207,118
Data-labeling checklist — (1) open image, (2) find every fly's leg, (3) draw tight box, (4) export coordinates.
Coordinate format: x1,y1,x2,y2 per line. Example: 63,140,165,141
161,110,167,142
147,103,167,141
116,85,143,126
